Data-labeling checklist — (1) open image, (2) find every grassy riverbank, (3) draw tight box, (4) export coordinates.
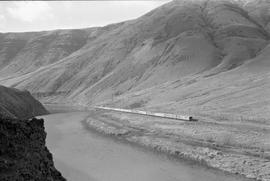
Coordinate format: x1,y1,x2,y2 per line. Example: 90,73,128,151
43,109,248,181
84,109,270,181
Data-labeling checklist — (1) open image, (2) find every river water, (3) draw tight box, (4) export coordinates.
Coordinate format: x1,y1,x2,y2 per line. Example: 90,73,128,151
42,112,249,181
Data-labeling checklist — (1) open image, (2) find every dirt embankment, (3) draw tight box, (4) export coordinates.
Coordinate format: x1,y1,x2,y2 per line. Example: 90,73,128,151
84,109,270,181
0,117,66,181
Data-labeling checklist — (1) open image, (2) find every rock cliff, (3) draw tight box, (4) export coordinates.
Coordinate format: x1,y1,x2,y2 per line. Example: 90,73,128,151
0,117,66,181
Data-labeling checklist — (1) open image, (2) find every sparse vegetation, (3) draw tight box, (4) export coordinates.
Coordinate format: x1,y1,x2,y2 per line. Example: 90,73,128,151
221,0,270,39
202,132,234,147
127,100,147,109
113,90,122,96
196,0,221,48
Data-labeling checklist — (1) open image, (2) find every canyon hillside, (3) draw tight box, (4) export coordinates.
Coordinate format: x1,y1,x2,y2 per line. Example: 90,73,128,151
0,85,48,119
0,0,270,121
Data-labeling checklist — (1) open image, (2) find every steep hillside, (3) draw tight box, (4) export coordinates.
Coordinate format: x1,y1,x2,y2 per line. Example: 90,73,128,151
0,29,91,78
0,85,48,119
0,117,66,181
0,0,269,120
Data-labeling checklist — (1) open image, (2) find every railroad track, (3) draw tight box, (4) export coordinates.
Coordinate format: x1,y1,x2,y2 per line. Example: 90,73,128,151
95,106,198,122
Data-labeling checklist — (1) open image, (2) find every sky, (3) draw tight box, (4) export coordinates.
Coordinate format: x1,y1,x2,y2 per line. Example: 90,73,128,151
0,1,171,33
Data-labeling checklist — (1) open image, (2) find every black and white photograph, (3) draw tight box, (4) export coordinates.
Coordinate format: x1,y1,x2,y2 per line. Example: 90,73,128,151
0,0,269,181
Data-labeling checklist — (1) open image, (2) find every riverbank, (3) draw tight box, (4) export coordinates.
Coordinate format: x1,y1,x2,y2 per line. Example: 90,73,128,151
84,109,270,181
42,111,251,181
41,112,98,181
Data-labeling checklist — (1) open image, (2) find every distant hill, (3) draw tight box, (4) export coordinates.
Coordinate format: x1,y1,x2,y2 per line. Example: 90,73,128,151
0,0,269,120
0,85,48,119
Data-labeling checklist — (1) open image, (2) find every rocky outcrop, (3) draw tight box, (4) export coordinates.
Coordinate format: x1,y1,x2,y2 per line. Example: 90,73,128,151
0,117,66,181
0,85,48,119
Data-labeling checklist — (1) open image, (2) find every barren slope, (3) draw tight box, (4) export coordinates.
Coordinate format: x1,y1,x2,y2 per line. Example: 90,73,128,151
0,0,269,121
0,85,48,119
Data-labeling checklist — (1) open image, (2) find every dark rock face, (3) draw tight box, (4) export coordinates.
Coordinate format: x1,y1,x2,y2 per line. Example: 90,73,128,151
0,117,66,181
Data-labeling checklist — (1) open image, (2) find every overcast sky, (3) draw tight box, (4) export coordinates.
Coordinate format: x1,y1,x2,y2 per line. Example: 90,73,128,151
0,1,171,33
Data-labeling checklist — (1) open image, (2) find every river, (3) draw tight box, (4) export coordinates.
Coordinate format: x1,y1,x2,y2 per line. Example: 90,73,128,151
42,112,249,181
